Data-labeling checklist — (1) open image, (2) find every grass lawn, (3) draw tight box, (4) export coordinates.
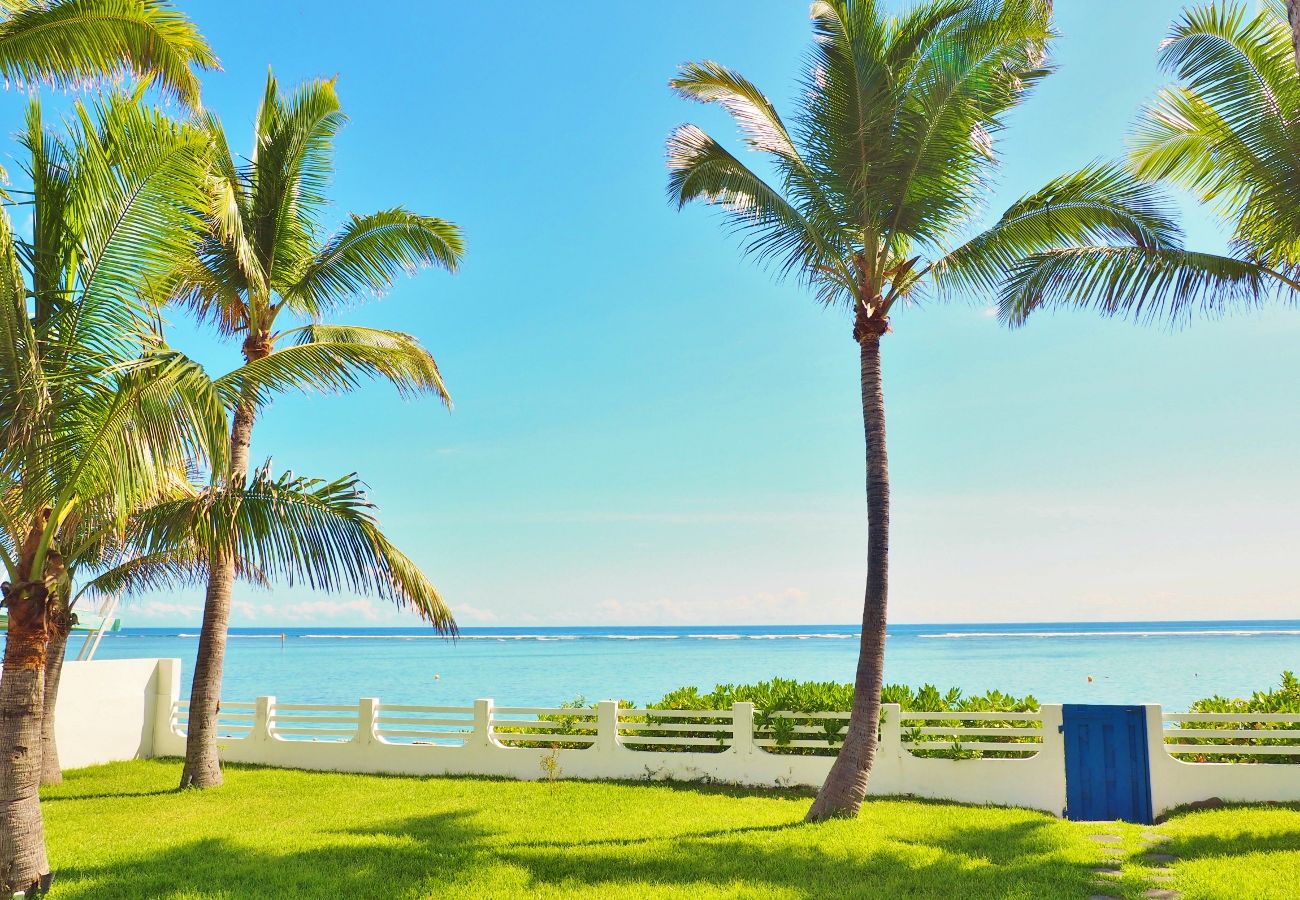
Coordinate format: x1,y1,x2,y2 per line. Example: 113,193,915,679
39,760,1300,899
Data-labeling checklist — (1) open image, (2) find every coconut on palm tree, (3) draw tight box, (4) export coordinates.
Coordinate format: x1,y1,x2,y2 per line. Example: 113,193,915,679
161,71,465,790
999,0,1300,326
664,0,1202,820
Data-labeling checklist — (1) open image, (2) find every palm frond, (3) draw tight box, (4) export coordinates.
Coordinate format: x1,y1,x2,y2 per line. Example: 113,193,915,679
283,209,463,319
60,91,211,359
250,72,346,300
1133,1,1300,277
0,0,217,108
36,349,229,524
999,245,1289,326
133,466,456,633
880,0,1054,249
75,546,269,604
670,60,805,162
666,123,853,304
932,162,1182,299
216,324,450,410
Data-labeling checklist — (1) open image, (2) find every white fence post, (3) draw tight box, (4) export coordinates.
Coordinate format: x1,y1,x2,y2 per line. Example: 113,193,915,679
880,703,902,756
731,702,756,755
150,658,182,756
473,698,495,749
357,698,379,746
253,696,275,743
597,700,621,752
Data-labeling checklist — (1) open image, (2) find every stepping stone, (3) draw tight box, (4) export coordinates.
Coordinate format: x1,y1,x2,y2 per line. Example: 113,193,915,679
1142,891,1180,899
1145,853,1177,863
1150,873,1175,883
1089,834,1122,843
1141,832,1170,842
1093,868,1122,878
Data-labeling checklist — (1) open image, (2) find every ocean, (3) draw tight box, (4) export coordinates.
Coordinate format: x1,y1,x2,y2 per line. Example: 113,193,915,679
74,620,1300,712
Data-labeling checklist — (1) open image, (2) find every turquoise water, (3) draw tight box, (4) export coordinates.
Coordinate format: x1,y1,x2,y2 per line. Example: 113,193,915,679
76,621,1300,712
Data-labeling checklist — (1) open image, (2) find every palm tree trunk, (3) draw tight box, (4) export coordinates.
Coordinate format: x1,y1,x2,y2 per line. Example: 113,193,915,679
0,572,52,895
1289,1,1300,75
806,322,890,822
178,548,237,789
180,335,267,790
39,600,73,787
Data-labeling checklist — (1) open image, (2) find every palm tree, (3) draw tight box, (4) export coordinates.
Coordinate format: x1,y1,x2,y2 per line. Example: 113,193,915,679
31,460,451,786
664,0,1178,820
163,71,465,790
0,94,227,894
0,0,216,106
998,0,1300,325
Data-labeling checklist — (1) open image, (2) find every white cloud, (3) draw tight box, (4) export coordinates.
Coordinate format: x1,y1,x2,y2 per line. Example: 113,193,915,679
130,600,203,621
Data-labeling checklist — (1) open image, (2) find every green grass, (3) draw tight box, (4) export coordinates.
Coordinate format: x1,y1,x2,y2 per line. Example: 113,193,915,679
38,760,1300,898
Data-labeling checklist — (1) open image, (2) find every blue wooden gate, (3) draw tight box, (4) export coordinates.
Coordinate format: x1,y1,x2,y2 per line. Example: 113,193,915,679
1061,704,1154,824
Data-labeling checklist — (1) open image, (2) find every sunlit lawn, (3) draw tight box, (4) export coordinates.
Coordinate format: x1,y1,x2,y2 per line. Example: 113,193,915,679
39,760,1300,898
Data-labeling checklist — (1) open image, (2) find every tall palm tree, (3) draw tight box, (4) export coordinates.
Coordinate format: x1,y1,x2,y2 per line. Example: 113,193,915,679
0,94,227,895
998,0,1300,325
0,0,216,106
164,71,465,790
664,0,1183,820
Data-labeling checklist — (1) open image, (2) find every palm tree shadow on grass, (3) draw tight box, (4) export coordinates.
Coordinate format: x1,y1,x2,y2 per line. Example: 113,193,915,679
1161,802,1300,861
53,808,1101,899
54,812,487,899
486,818,1099,898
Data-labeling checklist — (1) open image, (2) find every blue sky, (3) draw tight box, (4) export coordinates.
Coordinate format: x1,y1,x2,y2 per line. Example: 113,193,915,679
49,0,1300,627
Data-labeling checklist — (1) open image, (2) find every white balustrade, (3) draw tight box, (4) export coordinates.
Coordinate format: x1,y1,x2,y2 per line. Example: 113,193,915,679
48,658,1300,820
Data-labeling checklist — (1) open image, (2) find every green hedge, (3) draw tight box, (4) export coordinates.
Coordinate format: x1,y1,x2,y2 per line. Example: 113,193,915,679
523,678,1041,759
1172,671,1300,764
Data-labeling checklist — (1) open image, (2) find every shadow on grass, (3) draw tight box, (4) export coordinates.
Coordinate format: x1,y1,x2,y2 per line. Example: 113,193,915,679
1162,801,1300,861
56,812,486,898
42,789,177,803
50,770,1099,899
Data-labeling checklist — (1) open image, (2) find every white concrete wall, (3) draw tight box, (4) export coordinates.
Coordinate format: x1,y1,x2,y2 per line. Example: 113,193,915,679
1143,705,1300,817
58,659,1300,819
54,657,176,769
150,680,1070,816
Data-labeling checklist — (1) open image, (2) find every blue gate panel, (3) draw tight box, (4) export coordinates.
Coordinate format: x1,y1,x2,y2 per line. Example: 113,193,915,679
1062,705,1153,824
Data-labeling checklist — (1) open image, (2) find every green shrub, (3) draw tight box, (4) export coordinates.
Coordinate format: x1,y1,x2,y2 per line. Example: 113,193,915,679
1173,671,1300,764
630,678,1040,759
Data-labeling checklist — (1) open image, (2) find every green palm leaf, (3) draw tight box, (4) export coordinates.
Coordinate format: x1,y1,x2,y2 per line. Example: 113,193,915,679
0,0,217,107
998,245,1291,326
216,324,451,410
133,466,456,634
284,209,465,319
932,163,1183,298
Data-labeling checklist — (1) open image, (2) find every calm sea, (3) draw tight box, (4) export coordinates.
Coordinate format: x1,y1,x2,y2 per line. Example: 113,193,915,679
72,620,1300,712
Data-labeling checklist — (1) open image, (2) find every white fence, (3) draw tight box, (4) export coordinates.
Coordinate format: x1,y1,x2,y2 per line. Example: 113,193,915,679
1150,707,1300,814
54,659,1300,818
150,657,1067,812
